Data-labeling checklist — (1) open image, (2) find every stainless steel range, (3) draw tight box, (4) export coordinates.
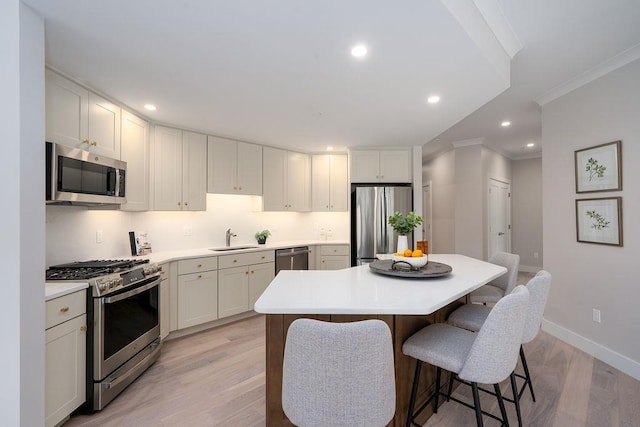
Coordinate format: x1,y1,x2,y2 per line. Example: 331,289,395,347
46,259,162,411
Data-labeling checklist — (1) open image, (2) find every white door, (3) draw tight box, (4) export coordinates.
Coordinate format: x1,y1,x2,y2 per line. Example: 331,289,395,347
422,183,432,249
488,178,511,258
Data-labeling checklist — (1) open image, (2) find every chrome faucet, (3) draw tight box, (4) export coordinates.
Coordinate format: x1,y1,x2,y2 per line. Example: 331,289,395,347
225,228,237,247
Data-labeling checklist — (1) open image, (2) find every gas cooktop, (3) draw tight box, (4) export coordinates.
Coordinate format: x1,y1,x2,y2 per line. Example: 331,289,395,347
46,259,150,281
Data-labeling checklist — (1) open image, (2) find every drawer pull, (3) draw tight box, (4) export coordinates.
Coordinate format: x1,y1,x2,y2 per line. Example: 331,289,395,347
245,271,249,275
233,260,237,263
80,326,87,332
60,307,69,313
197,264,202,268
251,270,254,274
198,275,202,279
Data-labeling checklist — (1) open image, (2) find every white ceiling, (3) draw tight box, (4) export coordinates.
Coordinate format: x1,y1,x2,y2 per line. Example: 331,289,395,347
24,0,640,158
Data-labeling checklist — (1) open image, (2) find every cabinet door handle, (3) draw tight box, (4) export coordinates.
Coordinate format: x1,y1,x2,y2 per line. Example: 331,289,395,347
177,202,181,206
261,256,265,259
90,141,97,146
82,138,90,145
80,325,87,332
60,306,69,313
197,264,202,268
184,202,188,206
251,270,254,274
197,274,202,279
233,260,237,263
245,271,249,275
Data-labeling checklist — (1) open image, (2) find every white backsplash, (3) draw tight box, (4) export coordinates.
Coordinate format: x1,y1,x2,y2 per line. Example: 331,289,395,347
46,194,349,266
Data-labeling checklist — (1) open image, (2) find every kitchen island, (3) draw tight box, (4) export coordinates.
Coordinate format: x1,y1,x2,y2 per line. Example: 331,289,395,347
254,254,507,427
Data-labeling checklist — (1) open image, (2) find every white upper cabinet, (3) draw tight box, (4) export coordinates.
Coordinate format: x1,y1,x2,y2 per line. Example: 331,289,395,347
182,131,208,211
46,70,121,158
263,147,310,211
207,136,262,195
312,154,348,211
152,126,206,211
120,110,149,211
350,149,411,183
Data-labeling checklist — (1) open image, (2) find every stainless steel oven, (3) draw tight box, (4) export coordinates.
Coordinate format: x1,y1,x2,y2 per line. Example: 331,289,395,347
46,259,162,411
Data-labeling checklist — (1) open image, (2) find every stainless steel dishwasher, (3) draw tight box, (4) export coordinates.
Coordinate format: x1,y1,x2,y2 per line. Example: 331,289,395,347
275,246,310,273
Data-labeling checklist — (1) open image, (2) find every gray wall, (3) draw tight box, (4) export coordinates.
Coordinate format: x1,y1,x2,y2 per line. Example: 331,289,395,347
512,158,543,271
0,2,45,424
542,58,640,377
423,149,455,253
423,145,513,259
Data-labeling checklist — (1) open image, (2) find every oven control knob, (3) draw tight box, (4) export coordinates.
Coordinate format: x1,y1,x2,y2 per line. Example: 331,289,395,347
107,280,115,289
116,278,124,288
99,282,108,292
144,265,158,276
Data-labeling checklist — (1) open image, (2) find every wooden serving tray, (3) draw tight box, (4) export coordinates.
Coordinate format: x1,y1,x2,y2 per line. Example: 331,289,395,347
369,259,452,278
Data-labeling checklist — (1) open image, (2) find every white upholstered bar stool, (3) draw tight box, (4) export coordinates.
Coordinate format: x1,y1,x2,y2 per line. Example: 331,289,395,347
282,319,396,427
448,271,552,426
469,252,520,304
402,286,529,427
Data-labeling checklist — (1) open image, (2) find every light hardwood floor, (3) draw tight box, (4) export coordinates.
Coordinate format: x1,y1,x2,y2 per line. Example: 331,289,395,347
66,274,640,427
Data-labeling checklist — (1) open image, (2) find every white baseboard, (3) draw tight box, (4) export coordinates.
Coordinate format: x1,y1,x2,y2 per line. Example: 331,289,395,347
519,265,541,273
542,319,640,381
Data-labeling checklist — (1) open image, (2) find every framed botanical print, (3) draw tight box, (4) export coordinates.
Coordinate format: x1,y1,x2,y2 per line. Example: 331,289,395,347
575,140,622,193
575,197,622,246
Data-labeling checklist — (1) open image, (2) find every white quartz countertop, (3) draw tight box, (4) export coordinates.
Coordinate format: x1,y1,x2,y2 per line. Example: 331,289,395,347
45,282,89,301
140,240,349,264
254,254,506,315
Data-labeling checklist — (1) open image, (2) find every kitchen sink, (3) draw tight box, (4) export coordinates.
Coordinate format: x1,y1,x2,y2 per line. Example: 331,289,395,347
209,245,260,252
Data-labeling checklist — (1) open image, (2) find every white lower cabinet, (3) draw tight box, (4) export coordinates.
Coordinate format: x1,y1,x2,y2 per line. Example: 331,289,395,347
218,251,275,318
317,244,351,270
45,290,87,427
177,257,218,329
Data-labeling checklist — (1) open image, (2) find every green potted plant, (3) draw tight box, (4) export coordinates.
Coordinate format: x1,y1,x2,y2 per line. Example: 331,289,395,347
388,211,423,253
255,229,271,245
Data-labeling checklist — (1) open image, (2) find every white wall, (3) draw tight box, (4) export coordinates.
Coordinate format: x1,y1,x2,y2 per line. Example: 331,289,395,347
542,58,640,378
46,194,349,266
512,157,543,271
422,149,455,253
0,2,45,425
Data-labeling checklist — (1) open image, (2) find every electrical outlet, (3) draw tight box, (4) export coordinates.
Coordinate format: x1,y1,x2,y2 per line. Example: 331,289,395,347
183,226,192,236
592,308,601,323
96,230,103,244
533,252,539,259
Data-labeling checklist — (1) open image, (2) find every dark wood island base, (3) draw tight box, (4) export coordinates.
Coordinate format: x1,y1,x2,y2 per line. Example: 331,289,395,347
264,299,465,427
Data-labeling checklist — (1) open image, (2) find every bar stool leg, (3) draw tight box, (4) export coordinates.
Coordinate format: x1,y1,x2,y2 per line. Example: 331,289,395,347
447,372,455,401
510,372,522,427
471,382,484,427
494,383,509,427
405,361,422,427
433,367,441,414
520,346,536,402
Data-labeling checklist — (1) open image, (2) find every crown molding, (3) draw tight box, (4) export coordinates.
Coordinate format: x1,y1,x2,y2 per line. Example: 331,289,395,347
451,137,485,148
536,42,640,106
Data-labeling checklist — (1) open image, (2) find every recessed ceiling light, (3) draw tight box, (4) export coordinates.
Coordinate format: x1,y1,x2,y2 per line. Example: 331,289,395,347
527,143,535,148
501,121,511,127
351,44,368,58
326,146,334,151
144,104,157,111
427,95,440,104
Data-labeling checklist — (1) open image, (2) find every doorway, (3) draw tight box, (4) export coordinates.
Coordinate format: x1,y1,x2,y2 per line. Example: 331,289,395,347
488,178,511,258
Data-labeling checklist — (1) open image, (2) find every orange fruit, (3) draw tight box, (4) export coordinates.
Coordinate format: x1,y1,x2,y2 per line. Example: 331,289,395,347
412,249,423,257
403,249,413,257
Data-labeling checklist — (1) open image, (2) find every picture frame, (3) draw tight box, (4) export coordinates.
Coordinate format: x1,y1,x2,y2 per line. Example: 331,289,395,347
575,140,622,193
575,197,622,246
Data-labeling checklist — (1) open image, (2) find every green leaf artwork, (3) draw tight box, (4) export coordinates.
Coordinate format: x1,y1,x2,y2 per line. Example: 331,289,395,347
585,157,606,181
586,210,610,230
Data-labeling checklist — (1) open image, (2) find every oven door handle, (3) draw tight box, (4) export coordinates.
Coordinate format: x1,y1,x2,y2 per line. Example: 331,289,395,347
103,278,160,304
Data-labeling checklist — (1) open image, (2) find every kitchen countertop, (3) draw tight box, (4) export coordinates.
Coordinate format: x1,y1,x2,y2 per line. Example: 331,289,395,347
254,254,506,315
45,282,89,301
45,240,349,300
140,240,349,264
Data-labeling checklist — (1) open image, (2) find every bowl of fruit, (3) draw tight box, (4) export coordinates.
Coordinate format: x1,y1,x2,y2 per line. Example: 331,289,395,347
392,249,428,269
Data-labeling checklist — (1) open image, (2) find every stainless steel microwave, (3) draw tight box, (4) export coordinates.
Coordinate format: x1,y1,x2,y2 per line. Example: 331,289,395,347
46,142,127,206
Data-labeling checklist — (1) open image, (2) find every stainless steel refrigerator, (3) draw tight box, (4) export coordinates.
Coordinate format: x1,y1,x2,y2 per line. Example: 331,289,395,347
351,184,413,265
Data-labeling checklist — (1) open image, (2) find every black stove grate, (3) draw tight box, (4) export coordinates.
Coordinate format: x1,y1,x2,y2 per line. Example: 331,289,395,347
46,259,150,280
